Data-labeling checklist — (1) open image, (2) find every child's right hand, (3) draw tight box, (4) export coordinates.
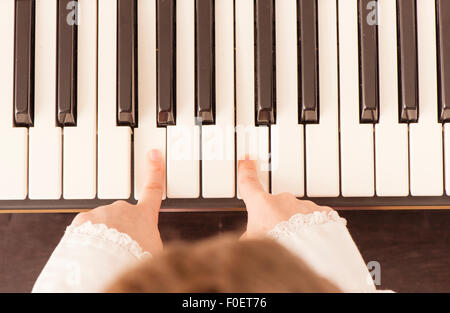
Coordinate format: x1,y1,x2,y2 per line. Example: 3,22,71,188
238,159,333,238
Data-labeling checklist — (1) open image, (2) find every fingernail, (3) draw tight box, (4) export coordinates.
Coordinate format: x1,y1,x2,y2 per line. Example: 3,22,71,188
149,150,161,161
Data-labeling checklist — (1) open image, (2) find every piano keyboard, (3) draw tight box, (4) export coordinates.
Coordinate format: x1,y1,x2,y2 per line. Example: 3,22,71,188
1,0,450,212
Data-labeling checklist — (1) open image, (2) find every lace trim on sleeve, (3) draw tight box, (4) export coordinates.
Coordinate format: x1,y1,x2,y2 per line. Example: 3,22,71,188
65,221,151,260
267,210,347,239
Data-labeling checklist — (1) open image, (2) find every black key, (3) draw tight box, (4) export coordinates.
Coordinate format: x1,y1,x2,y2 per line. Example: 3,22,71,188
397,0,418,123
436,0,450,122
195,0,215,125
117,0,137,127
14,0,35,127
157,0,176,126
56,0,77,127
358,0,379,123
298,0,319,124
255,0,276,125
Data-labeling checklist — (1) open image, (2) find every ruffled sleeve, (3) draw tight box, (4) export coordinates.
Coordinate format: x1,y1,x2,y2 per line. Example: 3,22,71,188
267,211,377,293
32,221,150,293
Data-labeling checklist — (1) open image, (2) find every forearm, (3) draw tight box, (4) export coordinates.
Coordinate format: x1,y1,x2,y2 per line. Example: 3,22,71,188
32,221,150,293
266,211,377,292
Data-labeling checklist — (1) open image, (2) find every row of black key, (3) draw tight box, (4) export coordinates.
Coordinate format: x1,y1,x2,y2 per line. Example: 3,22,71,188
437,0,450,122
57,0,77,127
12,0,134,128
255,0,276,125
397,0,418,123
157,0,217,126
14,0,78,127
360,0,446,124
117,0,138,127
158,0,319,126
14,0,35,127
11,0,450,128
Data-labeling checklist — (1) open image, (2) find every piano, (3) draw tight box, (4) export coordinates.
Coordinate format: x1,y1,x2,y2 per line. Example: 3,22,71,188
1,0,450,212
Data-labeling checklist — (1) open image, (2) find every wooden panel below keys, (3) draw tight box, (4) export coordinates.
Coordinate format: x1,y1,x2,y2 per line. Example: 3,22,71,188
4,196,450,212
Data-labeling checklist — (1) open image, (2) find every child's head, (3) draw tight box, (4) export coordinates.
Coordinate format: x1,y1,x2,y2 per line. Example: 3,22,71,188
106,236,340,293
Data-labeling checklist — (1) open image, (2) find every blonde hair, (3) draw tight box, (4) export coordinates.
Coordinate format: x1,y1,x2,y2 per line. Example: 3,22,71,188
107,236,340,293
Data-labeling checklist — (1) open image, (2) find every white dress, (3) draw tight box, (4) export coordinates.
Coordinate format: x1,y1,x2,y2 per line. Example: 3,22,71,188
32,211,380,293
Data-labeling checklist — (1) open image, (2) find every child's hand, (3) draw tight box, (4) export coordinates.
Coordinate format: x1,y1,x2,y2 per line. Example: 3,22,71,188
238,159,333,238
71,150,165,255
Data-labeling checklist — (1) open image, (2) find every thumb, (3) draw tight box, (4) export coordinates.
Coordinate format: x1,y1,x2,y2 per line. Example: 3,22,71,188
238,158,266,204
138,149,165,212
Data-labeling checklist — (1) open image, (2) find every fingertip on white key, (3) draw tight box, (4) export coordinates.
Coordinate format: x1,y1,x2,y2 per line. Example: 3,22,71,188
136,149,165,208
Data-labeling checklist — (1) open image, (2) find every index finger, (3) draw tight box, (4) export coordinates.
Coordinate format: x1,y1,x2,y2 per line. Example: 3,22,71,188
137,150,165,212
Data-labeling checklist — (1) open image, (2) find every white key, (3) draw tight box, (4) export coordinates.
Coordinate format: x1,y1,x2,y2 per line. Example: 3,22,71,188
305,0,339,197
445,123,450,194
97,0,131,199
201,0,235,198
0,0,27,200
338,0,374,197
63,0,97,199
410,0,443,196
375,0,409,196
134,0,166,200
236,0,269,198
29,0,62,199
166,0,200,198
271,0,303,196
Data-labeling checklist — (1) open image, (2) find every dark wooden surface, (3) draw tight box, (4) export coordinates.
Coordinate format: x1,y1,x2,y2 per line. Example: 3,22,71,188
0,210,449,293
